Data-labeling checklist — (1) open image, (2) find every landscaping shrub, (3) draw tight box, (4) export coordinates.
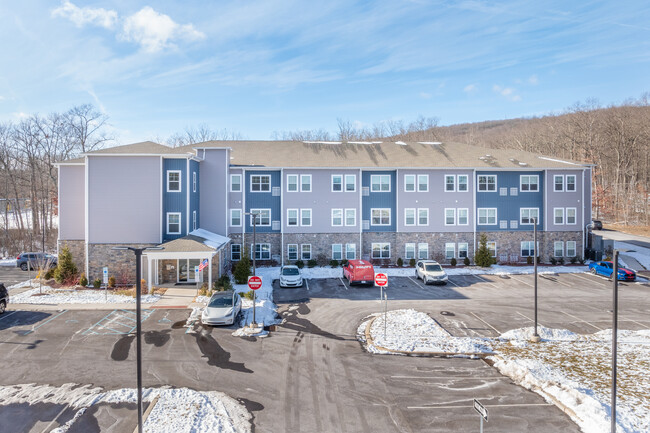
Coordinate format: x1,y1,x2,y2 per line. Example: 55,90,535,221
330,259,339,268
213,275,233,292
450,257,457,266
242,290,255,300
234,248,252,284
397,257,403,267
549,257,557,265
141,279,147,292
93,278,101,288
79,273,88,287
409,258,416,267
340,259,348,267
54,245,78,284
44,268,55,280
295,260,304,269
474,233,494,268
108,276,116,288
570,256,578,264
527,256,533,265
463,256,470,266
578,256,585,265
558,257,565,265
307,259,318,268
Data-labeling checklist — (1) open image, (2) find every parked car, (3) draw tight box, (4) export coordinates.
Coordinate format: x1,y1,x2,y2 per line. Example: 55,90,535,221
201,291,242,326
279,265,303,288
415,260,449,285
592,220,603,230
16,252,58,271
0,283,7,314
588,261,636,281
342,259,375,285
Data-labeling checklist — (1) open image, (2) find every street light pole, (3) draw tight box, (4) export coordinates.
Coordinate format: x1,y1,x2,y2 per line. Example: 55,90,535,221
611,249,619,432
243,211,259,326
532,216,540,342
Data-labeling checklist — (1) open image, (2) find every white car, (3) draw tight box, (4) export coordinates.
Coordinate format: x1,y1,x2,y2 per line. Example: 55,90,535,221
201,291,242,326
415,260,448,285
279,265,303,288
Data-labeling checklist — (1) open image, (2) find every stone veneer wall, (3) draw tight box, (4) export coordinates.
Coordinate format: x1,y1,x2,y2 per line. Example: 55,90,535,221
394,232,475,264
284,232,363,263
478,231,583,263
87,243,158,283
57,239,85,274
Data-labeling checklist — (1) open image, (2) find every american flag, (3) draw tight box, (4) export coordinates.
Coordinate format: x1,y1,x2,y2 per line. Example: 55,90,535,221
198,259,209,272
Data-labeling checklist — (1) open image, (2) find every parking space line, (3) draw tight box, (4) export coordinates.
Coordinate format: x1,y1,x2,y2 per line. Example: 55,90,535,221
472,275,499,289
539,274,573,288
508,274,533,288
516,311,547,328
408,276,426,289
305,279,310,291
407,402,553,410
469,312,501,335
621,319,648,327
338,277,348,290
391,376,508,380
0,311,18,322
23,309,68,335
560,311,603,331
446,277,461,288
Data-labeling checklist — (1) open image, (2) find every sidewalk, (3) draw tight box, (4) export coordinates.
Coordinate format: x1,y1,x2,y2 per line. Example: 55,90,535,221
151,286,198,309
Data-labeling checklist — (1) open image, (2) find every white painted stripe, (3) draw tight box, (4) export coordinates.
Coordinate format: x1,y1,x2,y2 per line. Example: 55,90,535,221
446,277,461,288
516,311,546,329
0,311,18,322
408,403,553,410
473,275,499,289
391,376,508,380
561,311,603,331
305,279,310,291
408,276,425,289
338,277,348,290
469,312,501,335
621,319,648,327
508,274,533,288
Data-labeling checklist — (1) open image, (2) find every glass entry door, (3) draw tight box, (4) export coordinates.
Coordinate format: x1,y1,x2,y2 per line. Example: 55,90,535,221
178,259,202,282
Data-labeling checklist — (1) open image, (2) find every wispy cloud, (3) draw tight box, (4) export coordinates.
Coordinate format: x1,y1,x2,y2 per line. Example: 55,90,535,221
528,74,539,85
52,1,117,29
464,84,478,94
493,85,521,101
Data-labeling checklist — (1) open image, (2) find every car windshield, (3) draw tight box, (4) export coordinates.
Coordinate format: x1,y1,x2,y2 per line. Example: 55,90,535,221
425,264,442,272
282,268,300,276
208,295,234,308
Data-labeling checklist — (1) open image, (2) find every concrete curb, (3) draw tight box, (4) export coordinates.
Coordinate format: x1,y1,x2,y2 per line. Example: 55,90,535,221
132,394,160,433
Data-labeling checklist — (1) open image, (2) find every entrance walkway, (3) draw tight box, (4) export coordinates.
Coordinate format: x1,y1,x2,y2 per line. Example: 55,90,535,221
151,286,198,309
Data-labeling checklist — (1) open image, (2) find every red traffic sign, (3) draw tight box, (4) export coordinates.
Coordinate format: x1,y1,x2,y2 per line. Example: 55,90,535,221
248,276,262,290
375,273,388,287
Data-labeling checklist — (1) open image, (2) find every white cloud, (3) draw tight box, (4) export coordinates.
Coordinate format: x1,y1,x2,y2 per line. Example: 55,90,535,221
52,1,117,29
419,92,432,99
493,84,521,101
528,74,539,85
121,7,205,53
463,84,477,94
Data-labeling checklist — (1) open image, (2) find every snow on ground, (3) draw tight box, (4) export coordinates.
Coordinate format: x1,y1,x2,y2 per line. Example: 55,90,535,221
233,267,282,328
0,383,251,433
10,286,161,304
615,241,650,270
0,259,16,267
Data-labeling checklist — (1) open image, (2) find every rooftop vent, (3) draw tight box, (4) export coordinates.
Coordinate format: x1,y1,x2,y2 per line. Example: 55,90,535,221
418,141,442,145
396,141,407,146
518,162,528,167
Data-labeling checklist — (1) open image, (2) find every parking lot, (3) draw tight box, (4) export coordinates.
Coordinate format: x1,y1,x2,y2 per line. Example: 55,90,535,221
1,269,648,432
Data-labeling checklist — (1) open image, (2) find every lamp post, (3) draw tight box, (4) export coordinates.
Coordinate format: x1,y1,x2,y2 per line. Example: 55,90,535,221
112,246,162,433
531,216,540,342
243,211,259,326
611,249,620,432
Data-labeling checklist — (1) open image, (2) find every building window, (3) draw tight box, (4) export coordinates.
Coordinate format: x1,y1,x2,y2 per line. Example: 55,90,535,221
458,175,469,192
331,209,343,226
287,174,298,192
567,208,577,225
372,243,390,259
345,209,356,226
405,243,416,260
418,243,428,260
566,175,576,192
167,171,181,192
520,175,539,192
404,208,416,226
230,174,241,192
230,209,242,227
193,172,197,193
554,208,564,225
554,241,564,257
250,209,271,226
478,175,497,192
457,208,469,225
231,244,241,261
445,208,456,226
520,208,539,225
554,175,564,192
332,175,343,192
418,175,429,192
301,175,311,192
287,209,298,226
487,242,497,257
251,175,271,192
332,244,343,260
478,208,497,225
567,241,577,257
371,175,391,192
418,208,429,226
192,210,197,231
371,208,391,226
252,243,271,260
458,243,468,259
445,175,455,192
301,244,312,260
345,175,356,192
445,243,455,259
404,175,415,192
287,244,298,261
301,209,312,226
346,243,356,260
521,241,538,257
167,213,181,234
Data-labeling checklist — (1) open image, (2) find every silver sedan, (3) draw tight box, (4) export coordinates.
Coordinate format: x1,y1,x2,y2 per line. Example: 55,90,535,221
201,291,242,326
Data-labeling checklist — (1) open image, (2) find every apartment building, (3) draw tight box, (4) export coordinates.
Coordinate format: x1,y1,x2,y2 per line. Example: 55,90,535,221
56,140,592,287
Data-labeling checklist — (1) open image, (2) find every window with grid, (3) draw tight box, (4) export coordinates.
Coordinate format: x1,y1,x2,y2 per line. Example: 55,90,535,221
458,175,469,192
405,243,416,259
301,175,311,192
404,175,415,192
554,241,564,257
457,208,469,225
487,242,497,257
287,174,298,192
566,175,576,192
418,243,428,260
332,244,343,260
566,208,577,224
331,209,343,226
404,208,415,226
252,243,271,260
418,208,429,225
345,244,356,260
230,174,241,192
371,175,391,192
458,243,468,259
445,175,455,192
478,175,496,191
301,209,312,226
445,243,455,259
345,209,356,226
567,241,576,257
418,175,429,192
520,175,539,192
520,208,539,225
345,175,356,192
371,208,391,225
554,175,564,192
167,213,181,234
332,175,343,191
301,244,312,260
478,208,497,225
287,209,298,226
251,175,271,192
250,209,271,226
167,171,181,192
445,208,456,225
231,244,241,261
287,244,298,261
554,208,564,225
230,209,242,227
372,243,390,259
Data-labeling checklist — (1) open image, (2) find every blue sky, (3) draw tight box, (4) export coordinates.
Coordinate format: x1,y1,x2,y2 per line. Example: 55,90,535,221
0,1,648,144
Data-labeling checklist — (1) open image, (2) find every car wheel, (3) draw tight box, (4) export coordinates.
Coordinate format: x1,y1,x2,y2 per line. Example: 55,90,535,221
0,301,5,314
424,277,429,285
590,268,597,275
415,270,419,279
20,263,28,271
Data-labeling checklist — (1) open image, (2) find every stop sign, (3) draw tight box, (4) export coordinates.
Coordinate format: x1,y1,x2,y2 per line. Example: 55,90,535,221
248,275,262,290
375,273,388,287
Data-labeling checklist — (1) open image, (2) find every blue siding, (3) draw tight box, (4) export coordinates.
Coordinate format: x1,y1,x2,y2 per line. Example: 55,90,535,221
476,171,544,231
189,160,200,231
245,170,281,233
362,171,396,232
163,159,187,241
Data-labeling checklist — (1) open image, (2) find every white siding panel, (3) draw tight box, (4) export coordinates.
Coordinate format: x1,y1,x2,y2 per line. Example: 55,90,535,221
59,165,85,240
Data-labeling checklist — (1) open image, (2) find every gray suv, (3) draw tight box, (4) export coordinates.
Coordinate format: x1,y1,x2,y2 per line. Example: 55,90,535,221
0,283,7,314
16,252,58,271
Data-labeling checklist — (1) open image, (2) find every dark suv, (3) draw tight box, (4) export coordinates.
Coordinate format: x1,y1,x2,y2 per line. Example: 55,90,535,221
16,252,58,271
0,283,7,314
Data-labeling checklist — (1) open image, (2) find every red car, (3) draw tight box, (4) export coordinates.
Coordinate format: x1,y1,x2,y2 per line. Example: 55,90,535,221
343,260,375,285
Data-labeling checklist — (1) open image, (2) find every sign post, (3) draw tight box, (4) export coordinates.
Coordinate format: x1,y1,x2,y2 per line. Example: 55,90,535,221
473,399,488,432
248,276,263,326
103,267,108,301
375,272,388,301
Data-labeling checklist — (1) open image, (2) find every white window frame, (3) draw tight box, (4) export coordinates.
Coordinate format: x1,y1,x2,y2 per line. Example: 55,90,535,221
554,241,564,257
301,208,312,227
457,175,469,192
166,212,181,234
331,208,343,226
458,243,468,259
418,243,428,260
231,244,241,261
371,174,391,192
287,209,298,226
444,175,455,192
250,208,271,226
345,243,356,260
251,243,271,260
520,175,539,192
405,243,416,260
444,208,456,226
554,208,565,225
404,208,416,226
300,174,312,192
566,175,576,192
487,241,497,258
457,208,469,226
521,241,539,257
371,242,391,259
417,174,429,192
192,210,197,231
250,174,271,192
345,174,356,192
301,244,312,260
554,175,564,192
404,174,416,192
230,209,242,227
230,174,242,192
192,172,197,193
287,174,298,192
287,244,298,261
520,208,540,225
418,208,429,226
567,241,577,257
478,208,497,225
167,170,181,192
345,208,356,226
445,243,455,259
332,244,343,260
478,175,497,192
371,208,391,226
566,207,577,225
331,174,343,192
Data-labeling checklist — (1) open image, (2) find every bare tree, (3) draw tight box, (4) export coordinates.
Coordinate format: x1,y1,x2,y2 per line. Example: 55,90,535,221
166,123,242,147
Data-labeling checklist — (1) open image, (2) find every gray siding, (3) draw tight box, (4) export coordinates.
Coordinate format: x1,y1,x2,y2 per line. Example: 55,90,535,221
87,156,161,243
199,149,229,236
58,165,85,240
545,169,583,232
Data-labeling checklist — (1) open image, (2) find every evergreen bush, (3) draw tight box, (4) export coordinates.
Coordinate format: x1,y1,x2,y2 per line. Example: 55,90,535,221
54,245,78,284
108,276,116,288
450,257,457,266
234,247,252,284
397,257,403,267
93,278,101,288
475,233,494,268
79,273,88,287
307,259,318,268
330,259,339,268
463,256,470,266
409,258,416,267
295,260,304,269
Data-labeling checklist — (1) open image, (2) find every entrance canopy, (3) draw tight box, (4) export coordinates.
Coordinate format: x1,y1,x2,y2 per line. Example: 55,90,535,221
144,229,230,288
